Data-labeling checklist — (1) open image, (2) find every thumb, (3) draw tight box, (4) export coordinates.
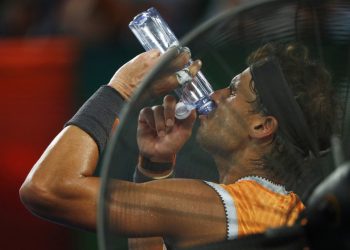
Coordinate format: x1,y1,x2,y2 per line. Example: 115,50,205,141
179,110,197,131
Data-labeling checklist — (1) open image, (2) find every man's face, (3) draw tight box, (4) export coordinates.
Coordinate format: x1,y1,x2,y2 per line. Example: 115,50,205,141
196,68,258,155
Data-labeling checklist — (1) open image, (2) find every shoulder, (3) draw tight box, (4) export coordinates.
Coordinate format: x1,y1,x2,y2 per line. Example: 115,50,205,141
203,178,305,237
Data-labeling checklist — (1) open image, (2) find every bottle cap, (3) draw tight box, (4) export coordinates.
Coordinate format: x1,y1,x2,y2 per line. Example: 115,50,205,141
175,102,192,120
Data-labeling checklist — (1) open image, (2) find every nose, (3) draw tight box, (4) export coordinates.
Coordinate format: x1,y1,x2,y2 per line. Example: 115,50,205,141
210,87,229,105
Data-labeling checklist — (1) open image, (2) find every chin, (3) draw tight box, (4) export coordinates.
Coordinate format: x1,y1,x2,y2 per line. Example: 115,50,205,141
196,128,219,154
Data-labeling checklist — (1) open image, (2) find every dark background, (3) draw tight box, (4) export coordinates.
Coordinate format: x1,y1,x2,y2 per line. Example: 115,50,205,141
1,0,349,249
0,0,240,249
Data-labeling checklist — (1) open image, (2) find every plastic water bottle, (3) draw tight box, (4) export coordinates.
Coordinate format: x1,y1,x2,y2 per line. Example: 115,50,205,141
129,7,216,119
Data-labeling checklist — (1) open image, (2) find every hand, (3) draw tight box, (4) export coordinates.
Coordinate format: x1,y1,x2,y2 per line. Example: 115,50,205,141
137,95,196,162
108,47,200,100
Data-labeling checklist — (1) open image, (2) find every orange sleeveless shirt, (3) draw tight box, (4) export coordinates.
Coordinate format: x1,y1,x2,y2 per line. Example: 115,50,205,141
204,176,305,239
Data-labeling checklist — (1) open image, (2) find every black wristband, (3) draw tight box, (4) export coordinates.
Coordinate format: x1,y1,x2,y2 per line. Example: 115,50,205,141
65,85,125,154
139,156,174,172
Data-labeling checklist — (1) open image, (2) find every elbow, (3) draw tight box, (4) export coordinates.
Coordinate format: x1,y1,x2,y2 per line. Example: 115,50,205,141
19,178,59,218
19,172,93,230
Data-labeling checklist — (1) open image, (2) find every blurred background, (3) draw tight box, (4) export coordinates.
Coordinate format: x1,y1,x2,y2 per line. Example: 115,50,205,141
0,0,241,249
1,0,349,249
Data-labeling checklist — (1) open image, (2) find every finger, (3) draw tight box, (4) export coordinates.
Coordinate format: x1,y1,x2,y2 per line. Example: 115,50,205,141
165,47,191,72
187,59,202,77
179,110,197,131
152,106,166,137
139,49,161,62
131,49,161,72
139,107,156,131
152,73,179,96
168,60,202,87
150,58,202,96
136,49,162,71
163,95,177,132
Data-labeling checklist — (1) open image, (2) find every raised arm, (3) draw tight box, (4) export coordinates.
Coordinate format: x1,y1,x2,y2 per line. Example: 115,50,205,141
19,49,165,230
19,47,189,228
19,48,228,249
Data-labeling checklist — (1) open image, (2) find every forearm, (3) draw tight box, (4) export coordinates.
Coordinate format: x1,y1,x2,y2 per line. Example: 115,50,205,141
130,155,175,250
20,85,125,231
20,125,100,231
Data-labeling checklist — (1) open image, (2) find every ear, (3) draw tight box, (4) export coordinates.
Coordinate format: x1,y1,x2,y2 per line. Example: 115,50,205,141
249,115,278,139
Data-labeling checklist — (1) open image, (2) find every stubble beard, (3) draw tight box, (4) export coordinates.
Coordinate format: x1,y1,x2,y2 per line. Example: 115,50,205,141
196,124,223,155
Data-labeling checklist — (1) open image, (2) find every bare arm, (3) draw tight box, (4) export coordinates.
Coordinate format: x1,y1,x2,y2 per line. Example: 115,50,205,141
20,125,100,230
109,178,227,247
19,49,228,248
20,126,227,247
19,49,165,230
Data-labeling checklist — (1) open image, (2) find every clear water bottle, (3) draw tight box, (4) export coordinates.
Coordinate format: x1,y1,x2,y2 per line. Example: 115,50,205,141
129,7,216,119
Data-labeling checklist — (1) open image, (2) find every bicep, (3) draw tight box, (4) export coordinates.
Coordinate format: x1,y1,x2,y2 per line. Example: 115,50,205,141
108,179,227,247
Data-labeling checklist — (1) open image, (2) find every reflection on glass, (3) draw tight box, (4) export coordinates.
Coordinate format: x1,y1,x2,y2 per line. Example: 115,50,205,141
129,7,216,119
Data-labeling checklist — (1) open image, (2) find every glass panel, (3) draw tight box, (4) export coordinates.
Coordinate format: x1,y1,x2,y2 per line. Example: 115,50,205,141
98,0,350,249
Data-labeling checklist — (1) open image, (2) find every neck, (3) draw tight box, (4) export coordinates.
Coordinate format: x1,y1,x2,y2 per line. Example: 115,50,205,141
213,143,279,185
